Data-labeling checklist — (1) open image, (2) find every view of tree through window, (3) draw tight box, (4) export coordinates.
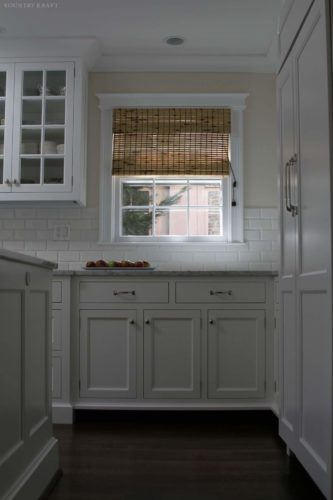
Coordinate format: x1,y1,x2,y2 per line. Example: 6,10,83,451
120,178,224,238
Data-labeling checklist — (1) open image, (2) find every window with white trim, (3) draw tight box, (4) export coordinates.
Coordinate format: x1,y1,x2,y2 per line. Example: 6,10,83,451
97,94,247,244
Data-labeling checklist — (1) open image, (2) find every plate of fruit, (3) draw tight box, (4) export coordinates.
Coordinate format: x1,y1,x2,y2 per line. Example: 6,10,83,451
84,259,154,270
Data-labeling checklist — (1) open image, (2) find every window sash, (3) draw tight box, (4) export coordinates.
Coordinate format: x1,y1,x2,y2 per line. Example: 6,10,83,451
114,176,228,241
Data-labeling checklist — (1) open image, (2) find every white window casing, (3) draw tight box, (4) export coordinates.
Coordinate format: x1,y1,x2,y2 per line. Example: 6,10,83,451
97,93,248,244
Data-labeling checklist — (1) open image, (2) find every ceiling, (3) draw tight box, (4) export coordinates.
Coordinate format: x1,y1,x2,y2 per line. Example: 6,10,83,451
0,0,283,72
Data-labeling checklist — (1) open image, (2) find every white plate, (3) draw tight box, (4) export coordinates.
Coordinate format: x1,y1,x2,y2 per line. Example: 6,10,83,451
83,266,155,271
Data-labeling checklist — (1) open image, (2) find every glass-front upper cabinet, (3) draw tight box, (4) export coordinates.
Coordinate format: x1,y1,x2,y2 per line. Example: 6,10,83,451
0,64,14,193
12,62,74,193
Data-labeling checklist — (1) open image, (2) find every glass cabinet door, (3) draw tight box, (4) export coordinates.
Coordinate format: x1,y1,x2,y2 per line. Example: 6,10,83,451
0,65,14,192
12,62,74,192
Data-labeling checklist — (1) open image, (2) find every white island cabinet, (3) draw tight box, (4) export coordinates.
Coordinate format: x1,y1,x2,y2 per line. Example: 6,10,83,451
0,250,59,500
55,271,276,414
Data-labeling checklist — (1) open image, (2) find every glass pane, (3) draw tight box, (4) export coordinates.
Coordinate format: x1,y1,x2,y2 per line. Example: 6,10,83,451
189,208,222,236
22,100,42,125
23,71,43,96
46,71,66,96
20,158,41,184
0,129,4,153
44,128,65,154
122,209,152,236
21,128,41,154
155,209,187,236
44,158,64,184
155,182,187,207
122,183,152,206
45,100,65,125
0,159,3,183
0,72,6,97
0,101,5,126
189,181,222,206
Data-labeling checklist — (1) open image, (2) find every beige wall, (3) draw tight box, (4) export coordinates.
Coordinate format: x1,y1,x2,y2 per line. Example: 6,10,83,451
87,72,277,208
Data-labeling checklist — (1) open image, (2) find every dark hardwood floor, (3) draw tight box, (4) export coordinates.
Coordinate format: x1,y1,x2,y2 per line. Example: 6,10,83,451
47,411,325,500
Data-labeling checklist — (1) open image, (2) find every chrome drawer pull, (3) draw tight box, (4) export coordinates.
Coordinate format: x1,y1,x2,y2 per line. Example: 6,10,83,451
113,290,136,296
210,290,232,296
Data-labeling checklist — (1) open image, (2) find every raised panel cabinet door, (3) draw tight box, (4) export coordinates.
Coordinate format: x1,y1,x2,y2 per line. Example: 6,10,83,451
207,310,265,399
143,310,201,399
277,37,298,452
79,309,137,399
292,1,332,496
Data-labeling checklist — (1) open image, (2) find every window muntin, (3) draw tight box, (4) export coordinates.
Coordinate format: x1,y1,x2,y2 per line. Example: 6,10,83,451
114,176,228,241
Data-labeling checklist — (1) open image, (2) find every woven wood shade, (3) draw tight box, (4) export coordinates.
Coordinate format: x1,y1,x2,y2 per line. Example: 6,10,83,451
112,108,231,176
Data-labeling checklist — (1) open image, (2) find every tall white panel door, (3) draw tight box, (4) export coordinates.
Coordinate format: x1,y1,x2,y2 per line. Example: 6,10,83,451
277,53,298,451
293,1,332,496
143,310,201,398
207,310,265,399
80,309,137,398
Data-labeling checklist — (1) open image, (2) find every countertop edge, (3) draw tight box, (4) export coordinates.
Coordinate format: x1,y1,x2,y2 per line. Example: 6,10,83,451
52,270,278,277
0,249,57,270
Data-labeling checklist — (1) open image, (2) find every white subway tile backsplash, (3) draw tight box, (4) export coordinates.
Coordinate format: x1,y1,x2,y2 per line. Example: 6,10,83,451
0,206,279,271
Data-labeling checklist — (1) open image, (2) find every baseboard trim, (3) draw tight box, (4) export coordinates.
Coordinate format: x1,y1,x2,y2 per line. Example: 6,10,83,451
52,404,73,424
39,468,63,500
4,438,59,500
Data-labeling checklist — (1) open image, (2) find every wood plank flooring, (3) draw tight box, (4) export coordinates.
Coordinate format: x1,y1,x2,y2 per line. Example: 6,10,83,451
47,411,325,500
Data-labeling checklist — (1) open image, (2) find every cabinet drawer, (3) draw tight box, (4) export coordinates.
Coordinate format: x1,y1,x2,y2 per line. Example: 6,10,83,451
175,281,266,303
79,281,169,303
52,281,62,303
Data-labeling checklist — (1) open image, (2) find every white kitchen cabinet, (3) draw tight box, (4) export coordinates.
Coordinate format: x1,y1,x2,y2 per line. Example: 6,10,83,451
207,310,265,399
277,0,332,497
72,274,275,410
79,309,137,399
143,309,201,399
0,251,59,500
51,277,72,423
0,60,87,203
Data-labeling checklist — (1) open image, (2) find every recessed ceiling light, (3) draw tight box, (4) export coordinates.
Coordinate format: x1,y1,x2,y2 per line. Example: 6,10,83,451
165,36,185,46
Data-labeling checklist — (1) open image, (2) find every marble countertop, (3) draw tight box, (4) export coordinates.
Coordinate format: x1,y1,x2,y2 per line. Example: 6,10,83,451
53,269,278,277
0,249,57,270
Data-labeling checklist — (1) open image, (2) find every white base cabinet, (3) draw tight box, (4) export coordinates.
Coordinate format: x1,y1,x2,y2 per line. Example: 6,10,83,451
0,253,59,500
143,310,201,399
65,274,275,412
79,309,137,399
207,310,265,399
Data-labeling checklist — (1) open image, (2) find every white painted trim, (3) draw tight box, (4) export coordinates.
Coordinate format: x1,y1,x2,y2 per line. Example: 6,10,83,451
97,93,248,244
3,438,59,500
92,54,276,74
52,404,73,424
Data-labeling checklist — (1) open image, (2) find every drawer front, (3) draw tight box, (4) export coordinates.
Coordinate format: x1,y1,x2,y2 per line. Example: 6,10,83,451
175,281,266,303
79,281,169,303
52,281,62,303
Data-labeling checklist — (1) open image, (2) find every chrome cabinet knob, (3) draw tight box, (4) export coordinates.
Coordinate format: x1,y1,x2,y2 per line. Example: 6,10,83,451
5,179,11,186
145,319,150,325
209,319,214,325
129,319,135,325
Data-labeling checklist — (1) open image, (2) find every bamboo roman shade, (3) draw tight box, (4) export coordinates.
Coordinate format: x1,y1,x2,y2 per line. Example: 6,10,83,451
112,108,231,176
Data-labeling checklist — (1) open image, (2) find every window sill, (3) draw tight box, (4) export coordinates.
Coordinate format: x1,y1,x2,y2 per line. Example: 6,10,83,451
97,240,248,248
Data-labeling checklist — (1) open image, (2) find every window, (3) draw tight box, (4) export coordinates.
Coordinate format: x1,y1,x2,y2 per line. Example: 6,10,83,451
97,94,247,244
114,176,228,241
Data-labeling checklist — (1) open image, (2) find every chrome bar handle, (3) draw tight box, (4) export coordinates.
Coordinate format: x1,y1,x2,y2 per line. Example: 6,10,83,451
289,154,298,217
210,290,232,296
113,290,136,296
285,160,292,213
